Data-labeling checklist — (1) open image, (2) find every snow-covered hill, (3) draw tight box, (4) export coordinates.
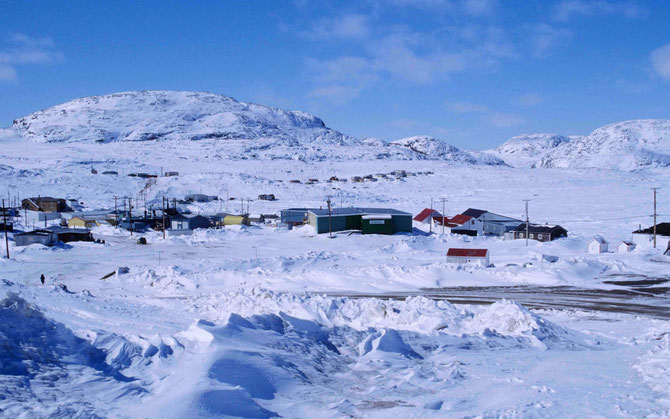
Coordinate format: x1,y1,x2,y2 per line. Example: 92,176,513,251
536,119,670,171
486,133,574,168
7,90,503,165
11,90,357,146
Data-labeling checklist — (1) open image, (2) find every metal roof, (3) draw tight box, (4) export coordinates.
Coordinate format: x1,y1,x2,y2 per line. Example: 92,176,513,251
461,208,487,218
447,248,488,257
633,223,670,236
310,207,411,217
413,208,441,222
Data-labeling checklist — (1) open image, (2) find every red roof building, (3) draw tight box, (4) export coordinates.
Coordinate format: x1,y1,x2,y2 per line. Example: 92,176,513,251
413,208,442,223
446,248,490,266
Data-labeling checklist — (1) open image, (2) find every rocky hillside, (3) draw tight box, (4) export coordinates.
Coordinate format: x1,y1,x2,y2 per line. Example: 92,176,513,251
486,134,574,167
390,136,505,165
536,119,670,171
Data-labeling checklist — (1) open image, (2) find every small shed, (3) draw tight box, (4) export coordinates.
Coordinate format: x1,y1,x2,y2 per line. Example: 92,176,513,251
446,248,490,266
588,237,608,254
617,241,636,253
362,214,393,235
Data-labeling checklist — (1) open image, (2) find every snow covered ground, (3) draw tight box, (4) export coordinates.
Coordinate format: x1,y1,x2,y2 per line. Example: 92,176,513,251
1,128,670,417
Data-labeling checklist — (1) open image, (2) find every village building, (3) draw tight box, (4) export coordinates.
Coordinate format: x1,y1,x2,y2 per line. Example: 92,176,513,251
632,223,670,249
163,171,179,177
170,214,211,230
511,224,568,242
223,214,250,226
47,226,94,243
617,241,636,253
14,229,57,247
588,237,608,254
248,214,265,224
446,248,490,266
185,193,218,203
21,197,69,213
307,208,412,234
15,227,94,246
67,216,99,229
280,208,316,227
0,221,13,232
461,208,523,236
102,170,118,175
445,214,484,236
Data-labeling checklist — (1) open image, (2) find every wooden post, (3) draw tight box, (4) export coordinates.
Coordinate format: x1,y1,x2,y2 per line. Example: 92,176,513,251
2,199,9,259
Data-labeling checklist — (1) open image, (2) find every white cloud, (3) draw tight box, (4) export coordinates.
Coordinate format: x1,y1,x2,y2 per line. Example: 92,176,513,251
553,0,644,21
485,112,525,127
306,14,370,40
0,33,63,83
461,0,496,17
527,24,571,56
445,100,525,127
446,101,489,113
650,43,670,80
516,93,544,107
307,84,363,104
305,24,516,103
0,64,17,82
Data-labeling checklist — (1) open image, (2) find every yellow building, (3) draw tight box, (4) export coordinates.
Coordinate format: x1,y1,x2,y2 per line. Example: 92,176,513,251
68,216,99,229
223,215,249,226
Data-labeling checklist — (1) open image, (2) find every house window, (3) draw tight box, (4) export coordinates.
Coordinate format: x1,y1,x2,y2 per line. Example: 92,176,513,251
530,233,534,239
519,233,525,238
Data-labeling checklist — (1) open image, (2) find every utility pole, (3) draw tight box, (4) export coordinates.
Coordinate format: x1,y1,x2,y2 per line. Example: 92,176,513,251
523,199,531,246
2,199,9,259
440,197,447,235
430,197,434,233
327,196,333,238
162,197,166,239
114,196,118,218
128,197,133,236
652,187,660,248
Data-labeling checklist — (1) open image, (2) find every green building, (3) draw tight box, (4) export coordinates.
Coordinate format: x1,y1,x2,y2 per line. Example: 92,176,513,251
307,208,412,235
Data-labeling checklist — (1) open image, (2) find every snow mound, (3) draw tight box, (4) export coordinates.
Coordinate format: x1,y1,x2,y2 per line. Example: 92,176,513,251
464,299,581,349
537,119,670,171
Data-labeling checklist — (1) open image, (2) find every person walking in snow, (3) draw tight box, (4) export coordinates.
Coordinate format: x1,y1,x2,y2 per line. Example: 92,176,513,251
40,274,45,285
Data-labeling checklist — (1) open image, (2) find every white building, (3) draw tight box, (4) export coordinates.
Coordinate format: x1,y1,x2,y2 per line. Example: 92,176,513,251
445,215,484,236
588,237,608,254
632,223,670,250
617,241,636,253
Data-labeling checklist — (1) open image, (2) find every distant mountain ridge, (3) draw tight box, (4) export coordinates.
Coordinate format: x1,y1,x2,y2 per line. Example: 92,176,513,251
6,91,669,170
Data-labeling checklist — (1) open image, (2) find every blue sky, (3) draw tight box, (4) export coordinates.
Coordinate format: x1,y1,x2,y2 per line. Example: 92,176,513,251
0,0,669,149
